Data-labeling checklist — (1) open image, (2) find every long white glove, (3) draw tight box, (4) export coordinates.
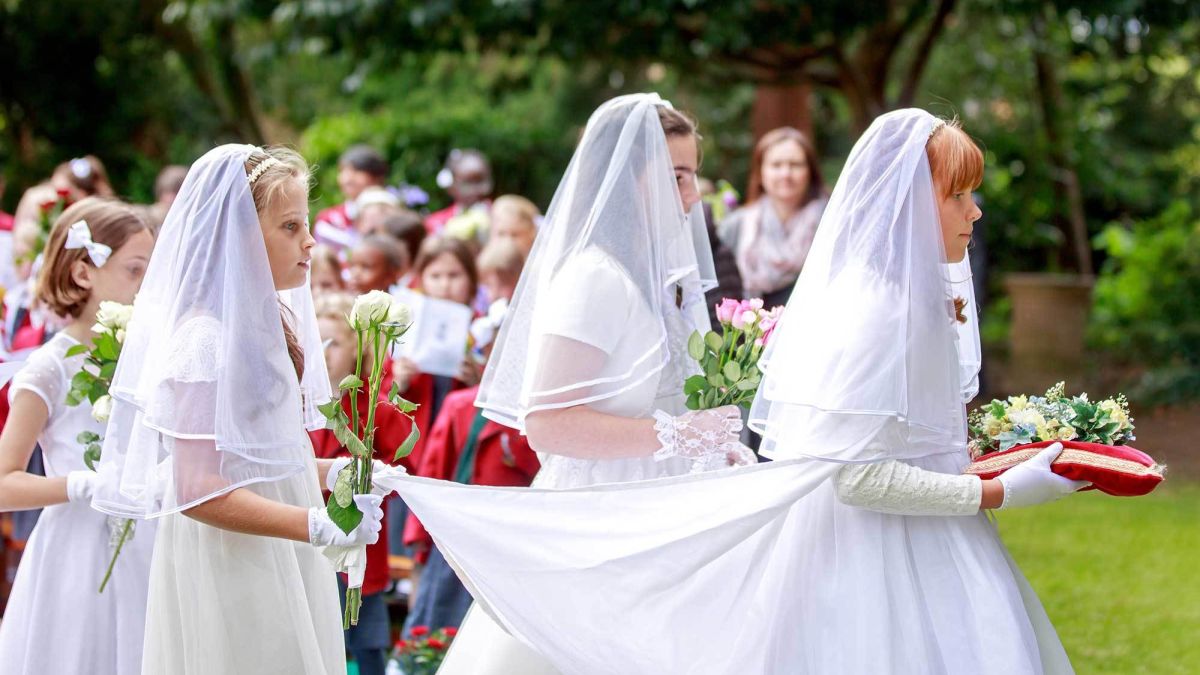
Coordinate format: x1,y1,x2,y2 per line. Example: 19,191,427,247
307,494,384,547
997,443,1089,509
326,457,407,497
66,471,97,503
652,406,754,471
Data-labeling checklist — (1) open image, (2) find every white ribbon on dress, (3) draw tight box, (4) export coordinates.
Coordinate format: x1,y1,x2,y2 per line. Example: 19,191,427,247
64,220,112,267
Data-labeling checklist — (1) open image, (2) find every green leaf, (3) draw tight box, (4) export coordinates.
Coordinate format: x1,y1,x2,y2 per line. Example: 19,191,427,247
704,358,720,378
317,399,344,422
387,383,420,413
704,331,723,354
72,370,94,390
735,378,758,391
332,463,356,508
87,380,107,404
703,388,721,409
83,444,102,471
393,423,420,461
332,423,371,458
723,361,742,382
64,344,89,358
65,390,83,407
326,497,363,535
683,374,707,396
99,361,116,380
685,391,702,410
338,374,364,391
76,430,101,444
706,373,725,388
687,331,705,361
95,333,118,361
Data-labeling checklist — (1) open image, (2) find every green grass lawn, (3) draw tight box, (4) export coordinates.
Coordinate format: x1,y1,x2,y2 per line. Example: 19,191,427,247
997,482,1199,674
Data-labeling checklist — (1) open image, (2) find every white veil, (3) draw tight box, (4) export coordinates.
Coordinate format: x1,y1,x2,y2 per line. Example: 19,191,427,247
93,144,332,518
475,93,716,429
748,108,982,463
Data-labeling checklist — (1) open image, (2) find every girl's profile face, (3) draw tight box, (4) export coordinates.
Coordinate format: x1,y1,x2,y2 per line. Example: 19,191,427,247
83,229,155,306
666,133,700,214
760,139,810,206
421,252,473,305
258,178,315,291
936,186,982,263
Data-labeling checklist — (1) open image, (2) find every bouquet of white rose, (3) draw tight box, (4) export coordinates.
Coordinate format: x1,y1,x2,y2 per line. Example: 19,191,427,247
64,300,134,592
317,290,419,627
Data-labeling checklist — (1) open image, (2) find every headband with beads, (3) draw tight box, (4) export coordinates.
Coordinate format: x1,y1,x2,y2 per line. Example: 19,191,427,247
929,119,947,139
247,155,281,185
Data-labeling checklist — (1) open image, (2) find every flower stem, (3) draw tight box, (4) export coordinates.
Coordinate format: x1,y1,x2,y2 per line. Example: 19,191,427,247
98,519,133,593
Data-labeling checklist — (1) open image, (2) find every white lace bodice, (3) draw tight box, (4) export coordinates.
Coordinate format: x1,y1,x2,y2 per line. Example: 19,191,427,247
8,333,103,478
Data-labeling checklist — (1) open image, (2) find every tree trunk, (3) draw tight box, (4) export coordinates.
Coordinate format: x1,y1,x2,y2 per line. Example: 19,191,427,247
751,81,812,141
1031,4,1093,276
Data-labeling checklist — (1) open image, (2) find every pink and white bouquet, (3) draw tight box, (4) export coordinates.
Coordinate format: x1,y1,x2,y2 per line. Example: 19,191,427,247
684,298,783,410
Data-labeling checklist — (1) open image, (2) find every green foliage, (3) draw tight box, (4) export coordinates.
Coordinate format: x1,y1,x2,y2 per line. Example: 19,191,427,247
1090,201,1200,403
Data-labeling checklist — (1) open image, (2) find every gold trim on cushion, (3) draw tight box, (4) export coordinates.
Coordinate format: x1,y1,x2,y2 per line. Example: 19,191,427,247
965,448,1164,479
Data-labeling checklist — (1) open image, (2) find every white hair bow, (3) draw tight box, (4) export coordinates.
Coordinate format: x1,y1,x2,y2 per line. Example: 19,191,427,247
65,220,112,267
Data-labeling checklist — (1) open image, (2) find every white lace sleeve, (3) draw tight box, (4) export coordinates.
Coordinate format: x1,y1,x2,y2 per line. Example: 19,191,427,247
834,460,982,516
9,349,64,412
164,316,221,383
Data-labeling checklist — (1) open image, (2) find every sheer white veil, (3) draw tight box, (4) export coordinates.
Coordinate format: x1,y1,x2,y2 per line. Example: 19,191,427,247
475,93,716,429
749,109,982,463
93,144,332,518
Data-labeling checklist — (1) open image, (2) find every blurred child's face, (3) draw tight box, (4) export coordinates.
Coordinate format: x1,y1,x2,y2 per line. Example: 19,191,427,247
449,157,492,207
258,178,315,291
421,252,473,305
356,204,396,235
480,269,517,305
337,165,378,202
81,229,155,308
310,260,344,293
760,139,810,207
319,316,357,387
347,245,398,293
666,133,700,213
490,216,535,257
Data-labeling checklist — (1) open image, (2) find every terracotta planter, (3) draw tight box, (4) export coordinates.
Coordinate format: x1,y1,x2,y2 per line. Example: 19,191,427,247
1004,273,1094,390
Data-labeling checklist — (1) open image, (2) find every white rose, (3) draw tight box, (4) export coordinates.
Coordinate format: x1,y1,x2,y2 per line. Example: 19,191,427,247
115,328,126,344
91,394,113,423
95,301,133,332
385,300,412,329
349,290,393,329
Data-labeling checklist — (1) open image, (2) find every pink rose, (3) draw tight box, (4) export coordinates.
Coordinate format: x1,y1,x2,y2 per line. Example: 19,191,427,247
715,298,741,325
745,298,764,312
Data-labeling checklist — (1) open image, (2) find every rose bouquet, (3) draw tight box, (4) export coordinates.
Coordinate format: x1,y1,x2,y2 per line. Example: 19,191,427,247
64,301,134,592
21,190,71,265
965,382,1164,496
389,626,457,675
316,290,419,627
684,298,782,411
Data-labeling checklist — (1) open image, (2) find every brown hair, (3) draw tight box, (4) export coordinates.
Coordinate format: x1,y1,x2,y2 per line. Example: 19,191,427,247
356,234,409,271
53,156,114,198
657,106,703,165
36,198,151,318
491,195,539,230
245,146,312,382
926,119,984,200
413,235,479,303
746,127,825,204
477,238,526,283
380,210,426,263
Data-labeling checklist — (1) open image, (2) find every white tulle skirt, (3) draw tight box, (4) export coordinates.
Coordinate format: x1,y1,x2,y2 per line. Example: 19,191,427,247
0,500,155,675
140,458,346,675
384,455,1072,674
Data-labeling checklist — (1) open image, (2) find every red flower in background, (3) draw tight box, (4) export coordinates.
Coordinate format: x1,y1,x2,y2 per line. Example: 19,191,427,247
410,625,430,637
394,640,407,650
38,200,58,212
55,188,72,199
427,638,446,650
443,627,458,637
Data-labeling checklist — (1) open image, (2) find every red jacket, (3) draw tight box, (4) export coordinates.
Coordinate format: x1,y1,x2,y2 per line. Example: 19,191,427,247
309,363,416,596
403,386,539,562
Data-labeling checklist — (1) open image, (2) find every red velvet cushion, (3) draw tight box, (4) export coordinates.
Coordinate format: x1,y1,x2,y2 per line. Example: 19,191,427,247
964,440,1164,497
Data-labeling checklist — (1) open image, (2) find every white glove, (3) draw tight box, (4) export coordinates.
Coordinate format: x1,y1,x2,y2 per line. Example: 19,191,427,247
652,406,746,470
997,443,1089,509
66,471,97,503
326,458,406,497
308,494,384,547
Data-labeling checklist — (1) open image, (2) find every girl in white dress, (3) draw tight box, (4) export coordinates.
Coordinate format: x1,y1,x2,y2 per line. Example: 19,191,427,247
0,198,156,674
90,145,385,675
381,109,1086,674
434,93,757,673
